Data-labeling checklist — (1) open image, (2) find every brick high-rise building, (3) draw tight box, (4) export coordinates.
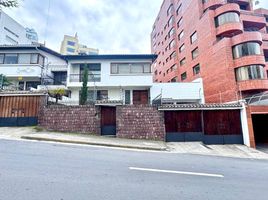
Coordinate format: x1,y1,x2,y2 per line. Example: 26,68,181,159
151,0,268,103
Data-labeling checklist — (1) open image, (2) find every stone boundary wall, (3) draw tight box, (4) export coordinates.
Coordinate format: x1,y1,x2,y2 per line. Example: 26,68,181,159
39,105,100,134
116,105,166,140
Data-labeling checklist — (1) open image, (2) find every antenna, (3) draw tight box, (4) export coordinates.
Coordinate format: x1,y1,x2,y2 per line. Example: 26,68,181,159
44,0,51,45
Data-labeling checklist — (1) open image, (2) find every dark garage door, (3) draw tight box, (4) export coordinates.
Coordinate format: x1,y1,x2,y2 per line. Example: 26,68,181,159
252,114,268,144
0,95,41,127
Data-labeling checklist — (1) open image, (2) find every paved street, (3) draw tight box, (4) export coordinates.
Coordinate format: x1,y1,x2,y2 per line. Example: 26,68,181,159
1,139,268,200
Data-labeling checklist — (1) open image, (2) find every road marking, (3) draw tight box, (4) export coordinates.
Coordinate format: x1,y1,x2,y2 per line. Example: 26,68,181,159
129,167,224,178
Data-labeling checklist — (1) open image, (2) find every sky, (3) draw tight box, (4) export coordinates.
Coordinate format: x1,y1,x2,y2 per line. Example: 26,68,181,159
3,0,268,54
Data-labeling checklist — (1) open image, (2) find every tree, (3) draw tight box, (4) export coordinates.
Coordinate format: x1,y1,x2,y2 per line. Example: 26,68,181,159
0,74,11,89
0,0,19,8
80,66,88,105
48,88,66,104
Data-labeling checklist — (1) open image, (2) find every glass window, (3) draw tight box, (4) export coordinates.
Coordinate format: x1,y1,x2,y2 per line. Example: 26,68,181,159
232,42,261,59
111,63,151,74
176,4,182,15
180,58,186,66
67,47,75,53
168,16,174,27
131,63,143,73
143,64,151,73
31,54,38,64
178,30,184,40
169,40,175,49
191,31,197,44
193,64,201,75
18,54,31,64
125,90,131,104
177,18,182,28
192,48,199,59
179,44,185,52
119,64,131,74
4,54,18,64
111,64,118,74
171,76,178,82
235,65,265,81
0,54,4,64
169,27,175,37
215,12,240,27
181,72,187,81
67,41,76,46
38,55,44,65
167,4,174,16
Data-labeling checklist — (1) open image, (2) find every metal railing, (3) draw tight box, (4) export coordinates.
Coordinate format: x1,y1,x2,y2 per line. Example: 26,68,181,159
69,74,101,82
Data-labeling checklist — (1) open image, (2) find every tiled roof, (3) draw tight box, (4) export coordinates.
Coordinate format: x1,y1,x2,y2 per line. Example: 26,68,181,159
158,103,243,110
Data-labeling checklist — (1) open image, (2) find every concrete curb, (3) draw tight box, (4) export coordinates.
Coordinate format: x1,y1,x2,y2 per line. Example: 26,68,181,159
21,135,167,151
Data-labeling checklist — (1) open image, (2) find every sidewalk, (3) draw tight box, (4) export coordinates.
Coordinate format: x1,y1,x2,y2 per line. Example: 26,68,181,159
1,127,268,160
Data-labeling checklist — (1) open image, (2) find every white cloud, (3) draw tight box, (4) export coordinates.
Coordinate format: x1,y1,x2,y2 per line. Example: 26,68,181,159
3,0,163,54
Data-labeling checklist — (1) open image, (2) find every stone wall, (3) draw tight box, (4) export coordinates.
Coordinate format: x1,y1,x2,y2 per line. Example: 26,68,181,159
39,105,101,134
116,105,166,140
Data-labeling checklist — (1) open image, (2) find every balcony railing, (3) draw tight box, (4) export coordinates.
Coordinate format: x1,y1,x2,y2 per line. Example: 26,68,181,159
69,74,101,82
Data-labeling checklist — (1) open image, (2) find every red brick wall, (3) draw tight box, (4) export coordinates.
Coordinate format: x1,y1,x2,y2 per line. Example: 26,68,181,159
116,105,166,140
39,105,101,134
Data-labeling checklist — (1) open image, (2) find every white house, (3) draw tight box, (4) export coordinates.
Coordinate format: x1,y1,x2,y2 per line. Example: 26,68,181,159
0,44,67,90
64,54,204,105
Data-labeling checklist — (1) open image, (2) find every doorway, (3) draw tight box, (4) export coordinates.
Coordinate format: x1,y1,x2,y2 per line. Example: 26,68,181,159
101,106,116,136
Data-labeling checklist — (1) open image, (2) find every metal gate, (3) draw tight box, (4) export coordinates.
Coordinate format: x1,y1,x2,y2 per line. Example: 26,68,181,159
101,106,116,136
0,94,43,127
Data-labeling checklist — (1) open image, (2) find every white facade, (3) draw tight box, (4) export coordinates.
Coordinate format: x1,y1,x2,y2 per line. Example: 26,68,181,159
66,55,205,105
0,45,67,90
0,10,35,45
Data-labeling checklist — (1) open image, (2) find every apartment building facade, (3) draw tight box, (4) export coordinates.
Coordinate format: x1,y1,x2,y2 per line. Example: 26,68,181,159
60,34,99,55
0,44,67,91
0,10,37,45
151,0,268,103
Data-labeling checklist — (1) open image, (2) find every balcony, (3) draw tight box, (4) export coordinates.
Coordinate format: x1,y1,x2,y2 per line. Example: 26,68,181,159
231,31,263,46
203,0,226,11
240,10,266,29
0,65,42,78
238,79,268,91
216,22,243,37
215,3,240,17
69,74,101,83
233,55,266,69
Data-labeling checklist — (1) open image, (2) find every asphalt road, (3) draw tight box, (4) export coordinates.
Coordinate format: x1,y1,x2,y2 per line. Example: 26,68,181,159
0,139,268,200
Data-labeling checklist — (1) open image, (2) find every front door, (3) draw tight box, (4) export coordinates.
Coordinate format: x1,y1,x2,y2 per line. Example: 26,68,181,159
101,106,116,136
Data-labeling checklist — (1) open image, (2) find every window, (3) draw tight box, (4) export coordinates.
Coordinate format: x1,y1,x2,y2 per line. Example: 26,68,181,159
0,54,4,64
111,63,151,74
178,30,184,40
181,72,187,81
232,42,261,59
202,0,208,3
170,51,176,59
190,31,197,44
168,16,174,27
179,44,185,52
180,58,186,66
192,48,199,59
67,47,75,53
87,90,108,101
171,76,178,82
31,54,38,64
169,27,175,37
125,90,131,104
26,81,41,90
18,54,31,64
176,4,182,15
193,64,200,75
170,64,177,71
215,12,240,27
169,40,175,49
4,54,18,64
167,4,174,16
53,71,67,85
80,63,101,82
177,18,182,28
38,55,44,65
235,65,265,81
67,41,76,46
